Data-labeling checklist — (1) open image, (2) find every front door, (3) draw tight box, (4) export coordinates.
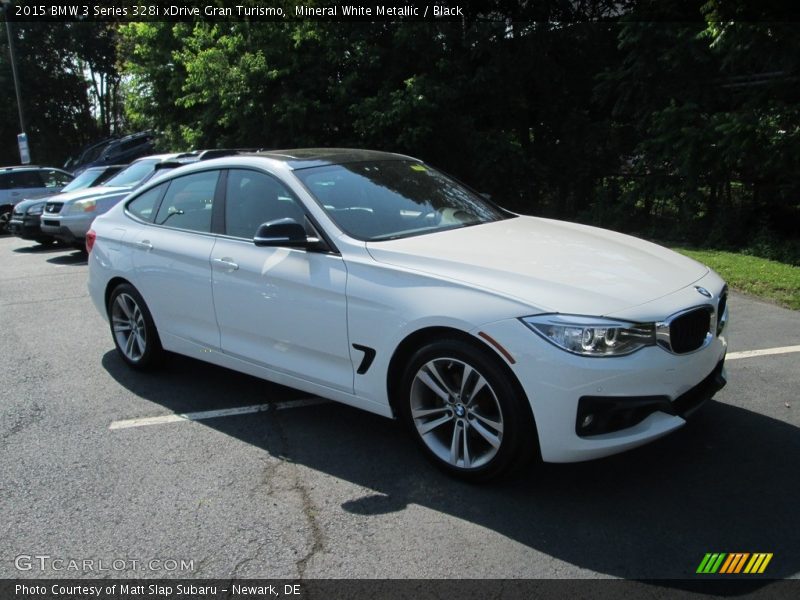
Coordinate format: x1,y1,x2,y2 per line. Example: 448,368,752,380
211,169,352,392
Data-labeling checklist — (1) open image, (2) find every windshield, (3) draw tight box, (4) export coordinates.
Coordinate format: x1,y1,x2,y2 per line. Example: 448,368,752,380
61,168,103,192
294,160,509,241
103,159,160,188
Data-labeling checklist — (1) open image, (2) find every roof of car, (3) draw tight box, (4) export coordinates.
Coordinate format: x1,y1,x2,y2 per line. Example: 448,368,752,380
2,165,53,171
243,148,416,170
111,130,153,143
132,153,182,163
82,164,127,172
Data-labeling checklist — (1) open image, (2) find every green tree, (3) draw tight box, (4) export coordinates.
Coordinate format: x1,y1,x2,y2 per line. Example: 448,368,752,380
115,1,799,262
597,2,799,260
71,22,123,136
0,22,97,165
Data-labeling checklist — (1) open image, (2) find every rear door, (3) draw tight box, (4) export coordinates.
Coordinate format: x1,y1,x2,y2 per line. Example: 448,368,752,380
130,170,222,350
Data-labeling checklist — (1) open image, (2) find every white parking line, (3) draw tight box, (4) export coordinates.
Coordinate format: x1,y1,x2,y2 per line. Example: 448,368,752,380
109,398,328,430
727,345,800,361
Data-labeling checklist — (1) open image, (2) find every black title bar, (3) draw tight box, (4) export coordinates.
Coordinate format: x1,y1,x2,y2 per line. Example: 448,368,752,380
4,1,478,23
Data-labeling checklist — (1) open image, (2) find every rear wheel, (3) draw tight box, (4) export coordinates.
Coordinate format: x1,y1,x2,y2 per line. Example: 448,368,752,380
399,339,536,482
107,284,163,369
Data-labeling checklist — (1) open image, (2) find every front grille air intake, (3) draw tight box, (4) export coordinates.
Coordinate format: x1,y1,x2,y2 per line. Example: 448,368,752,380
669,308,711,353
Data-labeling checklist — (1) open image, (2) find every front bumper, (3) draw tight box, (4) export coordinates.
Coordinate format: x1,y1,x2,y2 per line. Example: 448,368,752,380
478,303,728,463
575,358,726,436
9,215,52,241
40,213,93,244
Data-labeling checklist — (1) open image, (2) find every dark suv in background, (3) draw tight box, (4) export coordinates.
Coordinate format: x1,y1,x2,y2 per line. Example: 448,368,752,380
65,131,155,175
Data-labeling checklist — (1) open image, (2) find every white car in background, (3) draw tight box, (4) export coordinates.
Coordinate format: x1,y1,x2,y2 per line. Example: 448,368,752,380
87,149,728,481
0,165,73,233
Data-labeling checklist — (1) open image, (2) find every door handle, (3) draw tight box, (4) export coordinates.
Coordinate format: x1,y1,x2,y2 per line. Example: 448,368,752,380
212,257,239,271
137,240,153,251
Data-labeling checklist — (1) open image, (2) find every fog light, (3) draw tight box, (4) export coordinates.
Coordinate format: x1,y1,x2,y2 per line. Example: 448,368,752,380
580,414,594,429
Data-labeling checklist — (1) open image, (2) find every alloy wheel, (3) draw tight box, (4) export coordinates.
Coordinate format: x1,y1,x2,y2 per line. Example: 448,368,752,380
111,292,148,362
409,357,504,470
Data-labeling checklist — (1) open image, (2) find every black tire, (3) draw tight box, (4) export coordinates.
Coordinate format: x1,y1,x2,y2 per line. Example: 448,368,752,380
36,238,55,246
0,208,11,235
107,283,163,370
398,339,537,482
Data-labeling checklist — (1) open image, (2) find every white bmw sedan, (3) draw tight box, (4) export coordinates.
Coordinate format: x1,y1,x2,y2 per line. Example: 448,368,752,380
88,149,728,481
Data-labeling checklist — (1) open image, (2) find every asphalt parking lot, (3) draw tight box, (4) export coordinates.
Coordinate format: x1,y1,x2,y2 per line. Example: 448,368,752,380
1,234,798,582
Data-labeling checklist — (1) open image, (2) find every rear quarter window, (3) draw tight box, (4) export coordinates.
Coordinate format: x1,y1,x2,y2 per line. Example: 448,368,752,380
41,169,72,188
126,184,167,223
154,171,220,233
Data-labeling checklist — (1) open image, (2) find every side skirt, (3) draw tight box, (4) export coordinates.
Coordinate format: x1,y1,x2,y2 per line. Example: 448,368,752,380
160,332,395,419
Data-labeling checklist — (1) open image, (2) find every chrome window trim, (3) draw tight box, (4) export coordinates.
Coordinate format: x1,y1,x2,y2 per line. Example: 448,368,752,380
129,219,220,240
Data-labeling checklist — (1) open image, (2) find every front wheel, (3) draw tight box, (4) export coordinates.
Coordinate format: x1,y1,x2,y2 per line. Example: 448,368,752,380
399,340,536,482
0,208,11,235
107,284,163,369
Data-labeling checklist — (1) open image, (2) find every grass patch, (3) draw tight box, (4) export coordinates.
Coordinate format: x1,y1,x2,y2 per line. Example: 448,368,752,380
673,248,800,310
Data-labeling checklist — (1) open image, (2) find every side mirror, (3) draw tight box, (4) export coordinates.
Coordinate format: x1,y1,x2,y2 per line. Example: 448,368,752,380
253,218,314,248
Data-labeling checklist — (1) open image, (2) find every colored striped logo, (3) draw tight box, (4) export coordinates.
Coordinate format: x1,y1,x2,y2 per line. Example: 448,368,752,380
696,553,773,574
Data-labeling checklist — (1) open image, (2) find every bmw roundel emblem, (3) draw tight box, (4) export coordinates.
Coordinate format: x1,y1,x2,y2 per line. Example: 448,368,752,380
695,286,712,298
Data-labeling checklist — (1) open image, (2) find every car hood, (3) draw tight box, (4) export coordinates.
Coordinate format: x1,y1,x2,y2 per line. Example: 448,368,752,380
13,198,47,211
365,216,708,316
48,185,130,204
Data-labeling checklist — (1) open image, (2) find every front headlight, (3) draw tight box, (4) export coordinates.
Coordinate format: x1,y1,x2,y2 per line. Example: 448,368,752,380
71,199,96,213
521,314,656,357
27,204,44,215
